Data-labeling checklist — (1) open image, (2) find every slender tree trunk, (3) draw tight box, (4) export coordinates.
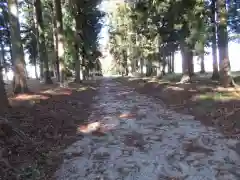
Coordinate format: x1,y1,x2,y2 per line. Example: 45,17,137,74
39,60,44,80
200,54,205,74
32,47,39,79
0,38,5,69
140,57,144,76
216,0,234,87
8,0,29,94
156,60,162,77
32,2,42,81
171,52,175,73
74,13,82,83
146,60,152,76
82,53,86,80
123,50,128,76
0,67,8,112
161,56,166,76
34,0,52,84
34,62,38,79
211,0,220,80
52,3,60,82
168,56,172,73
180,42,194,83
53,0,66,86
74,43,81,83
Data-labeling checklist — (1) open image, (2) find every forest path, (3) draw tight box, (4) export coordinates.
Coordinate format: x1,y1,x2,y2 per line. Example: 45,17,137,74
55,78,240,180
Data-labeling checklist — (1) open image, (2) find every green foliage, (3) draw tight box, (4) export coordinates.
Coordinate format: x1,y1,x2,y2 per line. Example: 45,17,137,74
228,0,240,34
61,0,104,72
109,0,235,73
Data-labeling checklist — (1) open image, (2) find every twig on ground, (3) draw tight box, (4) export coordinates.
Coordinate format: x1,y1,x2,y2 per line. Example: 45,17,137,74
215,107,240,121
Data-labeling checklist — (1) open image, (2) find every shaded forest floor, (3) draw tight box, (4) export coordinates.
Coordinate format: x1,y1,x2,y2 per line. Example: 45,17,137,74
1,79,99,179
117,73,240,138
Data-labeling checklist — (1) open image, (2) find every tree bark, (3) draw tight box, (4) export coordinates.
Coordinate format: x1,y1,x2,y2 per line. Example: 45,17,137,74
146,60,152,76
33,0,43,81
0,67,8,112
34,0,52,84
74,12,82,83
34,61,38,79
52,5,60,82
74,43,81,83
8,0,29,94
200,54,205,74
161,56,166,76
156,60,162,77
140,57,144,76
168,56,172,73
53,0,66,86
171,52,175,73
211,0,220,80
180,42,194,83
216,0,234,87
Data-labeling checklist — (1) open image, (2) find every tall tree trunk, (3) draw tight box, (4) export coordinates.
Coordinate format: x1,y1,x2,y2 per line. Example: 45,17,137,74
140,57,144,76
32,2,43,81
146,60,152,77
32,46,39,79
123,50,128,76
52,3,60,82
82,53,87,80
34,0,52,84
53,0,66,86
0,67,8,112
0,36,6,74
8,0,29,94
156,60,162,77
180,42,194,83
211,0,220,80
168,56,172,73
200,54,205,74
30,2,39,80
34,61,38,79
171,52,175,73
161,56,166,76
74,12,82,83
39,60,44,80
216,0,234,87
74,43,81,83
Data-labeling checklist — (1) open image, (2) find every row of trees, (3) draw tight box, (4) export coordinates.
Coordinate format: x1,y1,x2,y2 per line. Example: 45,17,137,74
0,0,104,111
109,0,240,87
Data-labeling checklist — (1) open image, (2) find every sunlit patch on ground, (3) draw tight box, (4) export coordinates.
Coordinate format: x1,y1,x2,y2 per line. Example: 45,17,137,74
77,122,101,134
42,88,72,96
77,116,120,135
13,94,49,101
165,86,184,91
119,113,136,119
9,88,73,106
117,91,133,95
76,87,88,92
192,92,240,102
9,93,50,106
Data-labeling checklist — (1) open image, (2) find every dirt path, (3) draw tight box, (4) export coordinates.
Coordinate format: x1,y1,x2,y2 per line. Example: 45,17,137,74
55,78,240,180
